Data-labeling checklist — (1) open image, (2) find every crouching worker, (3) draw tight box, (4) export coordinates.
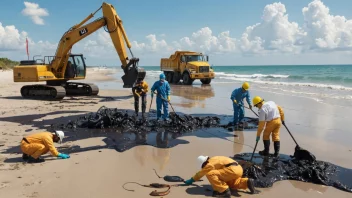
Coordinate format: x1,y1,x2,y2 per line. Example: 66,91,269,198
183,155,256,197
20,131,70,163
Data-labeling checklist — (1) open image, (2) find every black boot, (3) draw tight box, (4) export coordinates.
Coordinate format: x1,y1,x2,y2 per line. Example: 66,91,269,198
212,188,231,197
247,178,256,194
27,156,45,163
273,141,280,157
259,140,270,156
22,153,29,161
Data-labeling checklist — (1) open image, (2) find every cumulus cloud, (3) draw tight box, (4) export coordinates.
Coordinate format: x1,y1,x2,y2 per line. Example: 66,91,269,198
0,22,28,51
21,2,49,25
302,0,352,51
172,27,236,54
0,22,56,60
239,2,306,54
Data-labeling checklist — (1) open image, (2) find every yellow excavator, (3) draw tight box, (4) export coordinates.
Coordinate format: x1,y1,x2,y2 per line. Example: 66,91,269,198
13,2,145,100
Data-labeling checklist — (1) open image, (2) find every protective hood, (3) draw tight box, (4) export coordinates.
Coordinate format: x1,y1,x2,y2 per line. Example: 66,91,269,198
55,130,65,144
197,155,208,168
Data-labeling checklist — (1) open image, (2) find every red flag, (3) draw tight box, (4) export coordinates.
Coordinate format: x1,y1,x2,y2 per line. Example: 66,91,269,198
26,37,29,60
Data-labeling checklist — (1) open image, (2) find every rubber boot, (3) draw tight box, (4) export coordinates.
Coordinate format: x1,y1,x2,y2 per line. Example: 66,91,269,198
259,140,270,156
27,156,45,163
273,141,280,157
212,188,231,197
22,153,29,161
247,178,256,194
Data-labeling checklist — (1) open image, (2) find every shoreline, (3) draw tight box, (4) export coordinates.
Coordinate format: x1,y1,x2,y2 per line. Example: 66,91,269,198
0,67,351,197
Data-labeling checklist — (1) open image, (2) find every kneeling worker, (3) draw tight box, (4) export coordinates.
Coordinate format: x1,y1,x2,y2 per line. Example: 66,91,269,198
252,96,285,157
183,155,256,197
21,131,70,163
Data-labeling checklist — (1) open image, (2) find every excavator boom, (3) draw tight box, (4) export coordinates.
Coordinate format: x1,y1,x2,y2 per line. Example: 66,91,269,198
13,1,145,100
51,2,145,88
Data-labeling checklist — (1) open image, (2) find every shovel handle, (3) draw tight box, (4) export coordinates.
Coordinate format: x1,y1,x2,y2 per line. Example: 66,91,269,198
283,123,299,146
250,140,259,162
237,103,259,117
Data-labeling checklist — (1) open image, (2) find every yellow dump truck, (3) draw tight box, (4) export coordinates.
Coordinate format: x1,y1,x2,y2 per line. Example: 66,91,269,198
160,51,215,85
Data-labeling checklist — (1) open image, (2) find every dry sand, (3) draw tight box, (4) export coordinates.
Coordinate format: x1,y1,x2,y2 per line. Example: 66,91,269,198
0,68,351,198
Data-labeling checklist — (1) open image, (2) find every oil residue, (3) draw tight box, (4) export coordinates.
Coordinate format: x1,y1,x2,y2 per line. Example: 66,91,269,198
233,153,352,193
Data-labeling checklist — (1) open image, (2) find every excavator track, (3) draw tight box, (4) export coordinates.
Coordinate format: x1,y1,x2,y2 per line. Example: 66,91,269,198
20,85,66,100
64,82,99,96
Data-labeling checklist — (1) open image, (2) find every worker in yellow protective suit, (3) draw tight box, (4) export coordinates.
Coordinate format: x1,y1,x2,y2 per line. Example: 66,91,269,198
252,96,285,157
132,76,149,119
183,156,256,197
20,131,70,163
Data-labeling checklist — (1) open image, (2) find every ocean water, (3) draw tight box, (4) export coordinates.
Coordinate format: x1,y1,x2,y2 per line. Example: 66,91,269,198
139,65,352,106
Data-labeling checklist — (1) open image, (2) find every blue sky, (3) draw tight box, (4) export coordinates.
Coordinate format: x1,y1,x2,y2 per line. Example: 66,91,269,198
0,0,352,66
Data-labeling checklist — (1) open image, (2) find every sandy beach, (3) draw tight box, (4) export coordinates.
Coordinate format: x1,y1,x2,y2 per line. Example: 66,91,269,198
0,67,351,198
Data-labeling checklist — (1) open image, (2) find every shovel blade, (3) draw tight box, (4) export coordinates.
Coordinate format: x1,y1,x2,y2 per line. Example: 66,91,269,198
294,145,316,162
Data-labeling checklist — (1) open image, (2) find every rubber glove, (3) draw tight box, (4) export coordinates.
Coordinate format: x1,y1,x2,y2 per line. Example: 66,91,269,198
57,153,70,159
184,178,195,185
167,96,171,101
256,136,260,142
282,121,285,125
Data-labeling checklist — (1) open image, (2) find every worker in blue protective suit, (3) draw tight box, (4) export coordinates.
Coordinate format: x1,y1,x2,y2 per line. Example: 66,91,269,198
151,73,171,120
230,82,252,126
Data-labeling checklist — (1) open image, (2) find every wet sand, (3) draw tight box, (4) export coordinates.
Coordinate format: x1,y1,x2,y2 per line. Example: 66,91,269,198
0,68,351,198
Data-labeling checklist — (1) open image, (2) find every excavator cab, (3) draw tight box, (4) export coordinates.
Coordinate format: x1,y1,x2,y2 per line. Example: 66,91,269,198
64,54,86,79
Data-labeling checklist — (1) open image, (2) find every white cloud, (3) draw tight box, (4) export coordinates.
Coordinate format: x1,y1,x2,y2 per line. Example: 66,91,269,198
239,2,306,54
21,2,49,25
0,22,28,51
0,22,56,60
173,27,236,54
302,0,352,51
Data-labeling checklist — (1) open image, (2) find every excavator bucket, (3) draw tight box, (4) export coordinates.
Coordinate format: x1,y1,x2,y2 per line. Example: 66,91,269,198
121,58,146,88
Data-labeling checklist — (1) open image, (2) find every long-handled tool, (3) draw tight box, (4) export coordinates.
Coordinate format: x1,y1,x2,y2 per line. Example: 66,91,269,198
250,140,259,162
282,123,316,162
236,102,259,117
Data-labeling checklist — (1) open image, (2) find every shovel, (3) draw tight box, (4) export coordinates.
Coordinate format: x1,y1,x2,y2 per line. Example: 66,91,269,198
282,123,316,162
159,95,181,119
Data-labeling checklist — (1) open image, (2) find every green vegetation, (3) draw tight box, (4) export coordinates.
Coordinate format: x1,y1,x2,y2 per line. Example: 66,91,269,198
0,58,19,70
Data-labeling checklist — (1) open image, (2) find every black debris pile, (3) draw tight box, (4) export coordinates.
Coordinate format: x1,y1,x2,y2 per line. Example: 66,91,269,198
233,153,352,193
58,106,224,134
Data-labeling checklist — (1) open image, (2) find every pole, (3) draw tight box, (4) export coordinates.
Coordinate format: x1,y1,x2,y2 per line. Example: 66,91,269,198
250,141,259,162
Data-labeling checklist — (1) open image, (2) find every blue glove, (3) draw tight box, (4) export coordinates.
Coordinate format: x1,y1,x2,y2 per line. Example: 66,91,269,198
256,136,260,142
57,153,70,159
184,178,195,185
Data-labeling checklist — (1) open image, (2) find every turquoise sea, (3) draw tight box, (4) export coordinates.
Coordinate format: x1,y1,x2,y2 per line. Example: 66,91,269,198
138,65,352,105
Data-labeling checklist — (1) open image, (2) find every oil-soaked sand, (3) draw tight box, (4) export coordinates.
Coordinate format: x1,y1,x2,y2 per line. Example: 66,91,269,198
233,153,352,193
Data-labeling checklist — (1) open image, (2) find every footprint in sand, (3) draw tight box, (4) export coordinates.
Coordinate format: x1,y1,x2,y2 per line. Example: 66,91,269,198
0,181,10,189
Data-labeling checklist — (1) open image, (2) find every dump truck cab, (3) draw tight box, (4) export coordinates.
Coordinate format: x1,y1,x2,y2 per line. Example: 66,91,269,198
160,51,215,85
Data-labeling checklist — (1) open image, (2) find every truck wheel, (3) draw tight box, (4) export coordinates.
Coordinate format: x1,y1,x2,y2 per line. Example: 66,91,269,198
167,72,173,83
173,72,181,84
182,73,194,85
200,78,211,84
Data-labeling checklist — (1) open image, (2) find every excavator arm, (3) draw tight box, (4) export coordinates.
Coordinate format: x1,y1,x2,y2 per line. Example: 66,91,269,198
50,2,145,88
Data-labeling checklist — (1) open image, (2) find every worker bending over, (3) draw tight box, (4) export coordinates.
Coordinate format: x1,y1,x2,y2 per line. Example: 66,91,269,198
253,96,285,157
132,76,149,119
184,155,256,197
230,82,252,127
20,131,70,163
151,73,171,121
